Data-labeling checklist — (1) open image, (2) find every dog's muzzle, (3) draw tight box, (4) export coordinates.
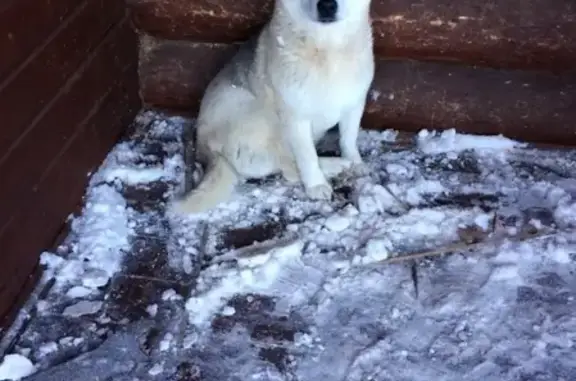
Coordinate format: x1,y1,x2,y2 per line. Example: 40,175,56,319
316,0,338,23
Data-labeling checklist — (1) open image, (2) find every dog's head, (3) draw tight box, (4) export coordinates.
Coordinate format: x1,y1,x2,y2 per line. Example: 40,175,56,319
278,0,371,25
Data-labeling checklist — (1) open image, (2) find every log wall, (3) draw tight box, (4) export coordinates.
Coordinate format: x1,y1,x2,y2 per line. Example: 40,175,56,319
129,0,576,145
130,0,576,71
0,0,141,332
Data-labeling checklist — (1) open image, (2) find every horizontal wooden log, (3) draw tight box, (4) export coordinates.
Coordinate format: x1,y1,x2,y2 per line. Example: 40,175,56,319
0,18,140,329
128,0,576,71
139,38,576,145
138,36,236,110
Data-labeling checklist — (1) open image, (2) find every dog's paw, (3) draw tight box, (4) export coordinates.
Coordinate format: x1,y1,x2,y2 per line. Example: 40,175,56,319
318,157,354,178
305,182,333,200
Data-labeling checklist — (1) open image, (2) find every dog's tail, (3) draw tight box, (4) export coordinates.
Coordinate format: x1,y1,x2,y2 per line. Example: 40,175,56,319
170,150,239,215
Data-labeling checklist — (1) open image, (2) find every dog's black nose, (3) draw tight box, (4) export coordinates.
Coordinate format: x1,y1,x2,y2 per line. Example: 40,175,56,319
317,0,338,22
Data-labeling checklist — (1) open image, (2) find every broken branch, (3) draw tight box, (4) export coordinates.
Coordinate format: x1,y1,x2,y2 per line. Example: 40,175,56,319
382,226,559,264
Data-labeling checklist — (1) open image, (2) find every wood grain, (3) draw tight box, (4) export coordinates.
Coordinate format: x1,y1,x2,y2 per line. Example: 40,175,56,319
0,0,125,154
0,17,140,331
0,0,80,81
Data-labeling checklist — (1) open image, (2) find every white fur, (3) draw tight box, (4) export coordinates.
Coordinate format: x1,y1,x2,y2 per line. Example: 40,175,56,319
170,0,375,214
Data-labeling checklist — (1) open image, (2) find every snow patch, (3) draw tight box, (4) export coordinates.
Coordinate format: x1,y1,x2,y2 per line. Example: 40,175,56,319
0,354,36,380
146,304,158,318
323,214,351,232
363,237,393,263
47,183,131,290
62,300,103,318
148,362,164,376
417,128,525,154
102,166,166,185
186,240,304,327
12,112,576,380
65,286,92,299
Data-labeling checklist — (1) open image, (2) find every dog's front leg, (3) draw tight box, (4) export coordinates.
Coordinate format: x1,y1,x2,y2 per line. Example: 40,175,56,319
339,100,366,165
282,118,333,200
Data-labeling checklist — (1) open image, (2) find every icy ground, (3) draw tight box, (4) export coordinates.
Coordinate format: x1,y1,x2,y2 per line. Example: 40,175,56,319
1,110,576,380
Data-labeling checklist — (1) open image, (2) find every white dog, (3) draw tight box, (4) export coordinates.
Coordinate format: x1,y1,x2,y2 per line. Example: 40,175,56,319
170,0,375,214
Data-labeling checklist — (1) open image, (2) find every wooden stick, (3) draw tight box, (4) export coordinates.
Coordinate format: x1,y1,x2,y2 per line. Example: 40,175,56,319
382,227,558,264
381,182,410,212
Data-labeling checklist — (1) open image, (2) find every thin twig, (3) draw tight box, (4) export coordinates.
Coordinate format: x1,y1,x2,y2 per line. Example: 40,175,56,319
382,228,560,264
381,182,410,212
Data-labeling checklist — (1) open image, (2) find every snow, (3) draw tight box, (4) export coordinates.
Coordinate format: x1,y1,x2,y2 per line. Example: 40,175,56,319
185,239,305,327
65,286,92,299
62,301,103,318
36,132,188,296
148,362,164,376
101,166,167,185
363,237,392,263
0,354,35,380
323,214,351,232
159,333,173,352
36,343,57,357
40,169,133,291
146,304,158,318
162,289,183,301
416,128,525,154
4,111,576,380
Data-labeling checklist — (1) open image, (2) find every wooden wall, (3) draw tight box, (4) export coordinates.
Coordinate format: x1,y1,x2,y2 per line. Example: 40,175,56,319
0,0,141,331
129,0,576,145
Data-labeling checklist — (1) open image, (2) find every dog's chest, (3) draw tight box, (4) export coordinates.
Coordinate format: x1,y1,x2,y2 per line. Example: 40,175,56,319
281,46,372,121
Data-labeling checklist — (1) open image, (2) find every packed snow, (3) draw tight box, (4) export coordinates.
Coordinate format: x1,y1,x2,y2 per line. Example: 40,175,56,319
2,111,576,380
0,355,35,381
